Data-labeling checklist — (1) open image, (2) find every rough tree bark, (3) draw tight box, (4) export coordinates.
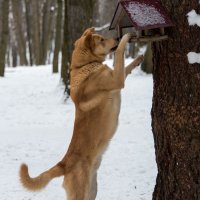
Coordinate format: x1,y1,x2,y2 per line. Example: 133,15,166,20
152,0,200,199
0,0,9,76
53,0,63,73
67,0,94,54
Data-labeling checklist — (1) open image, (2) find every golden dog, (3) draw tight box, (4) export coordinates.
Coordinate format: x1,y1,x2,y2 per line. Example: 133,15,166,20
19,28,144,200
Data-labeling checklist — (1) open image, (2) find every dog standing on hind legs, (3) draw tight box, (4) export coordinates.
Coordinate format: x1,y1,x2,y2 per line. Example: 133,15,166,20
19,27,144,200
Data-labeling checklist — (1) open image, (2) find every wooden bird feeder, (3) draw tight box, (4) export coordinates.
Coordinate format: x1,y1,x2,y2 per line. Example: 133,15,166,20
109,0,174,42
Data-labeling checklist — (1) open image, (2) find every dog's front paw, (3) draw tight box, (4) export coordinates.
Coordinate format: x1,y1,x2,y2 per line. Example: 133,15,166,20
121,33,132,43
117,33,132,52
135,55,144,65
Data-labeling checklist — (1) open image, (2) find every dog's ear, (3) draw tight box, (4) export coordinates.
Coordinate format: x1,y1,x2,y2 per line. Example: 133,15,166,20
84,33,95,50
82,27,95,36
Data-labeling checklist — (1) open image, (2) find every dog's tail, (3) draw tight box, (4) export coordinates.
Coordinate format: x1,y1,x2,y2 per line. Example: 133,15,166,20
19,162,65,191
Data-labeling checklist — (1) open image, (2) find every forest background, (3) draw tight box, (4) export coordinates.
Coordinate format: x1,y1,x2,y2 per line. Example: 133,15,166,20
0,0,152,93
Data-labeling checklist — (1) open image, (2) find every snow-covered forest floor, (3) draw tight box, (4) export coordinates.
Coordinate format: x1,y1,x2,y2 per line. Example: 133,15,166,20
0,59,157,200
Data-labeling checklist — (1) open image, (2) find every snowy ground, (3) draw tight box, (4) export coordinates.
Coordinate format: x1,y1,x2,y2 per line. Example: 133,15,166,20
0,59,157,200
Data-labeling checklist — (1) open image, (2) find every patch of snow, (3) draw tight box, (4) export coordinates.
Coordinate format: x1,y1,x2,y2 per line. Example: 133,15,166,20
0,61,156,200
95,23,110,32
187,52,200,64
126,2,165,27
51,6,55,11
187,10,200,27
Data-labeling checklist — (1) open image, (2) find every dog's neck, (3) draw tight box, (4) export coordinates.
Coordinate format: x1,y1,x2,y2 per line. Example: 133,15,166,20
71,49,106,69
71,62,103,87
70,61,104,107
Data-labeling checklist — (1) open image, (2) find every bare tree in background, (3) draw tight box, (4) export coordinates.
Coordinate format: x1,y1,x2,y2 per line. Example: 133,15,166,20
0,0,2,36
12,0,28,65
61,0,69,91
31,0,41,65
40,0,55,65
24,0,33,66
0,0,9,77
53,0,63,73
61,0,95,95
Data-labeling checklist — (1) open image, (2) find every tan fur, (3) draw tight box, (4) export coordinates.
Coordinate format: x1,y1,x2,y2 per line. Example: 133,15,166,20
19,27,144,200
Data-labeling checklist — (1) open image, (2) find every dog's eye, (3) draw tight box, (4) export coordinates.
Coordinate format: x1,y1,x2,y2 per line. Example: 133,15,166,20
101,38,105,42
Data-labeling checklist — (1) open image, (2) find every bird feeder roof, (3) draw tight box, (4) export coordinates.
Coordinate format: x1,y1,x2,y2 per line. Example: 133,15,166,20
109,0,174,31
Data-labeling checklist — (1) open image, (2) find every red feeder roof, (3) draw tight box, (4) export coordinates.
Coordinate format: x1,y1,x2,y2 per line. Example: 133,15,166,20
110,0,174,30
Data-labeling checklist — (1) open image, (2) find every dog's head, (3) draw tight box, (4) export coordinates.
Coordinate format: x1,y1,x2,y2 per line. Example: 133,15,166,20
71,28,118,68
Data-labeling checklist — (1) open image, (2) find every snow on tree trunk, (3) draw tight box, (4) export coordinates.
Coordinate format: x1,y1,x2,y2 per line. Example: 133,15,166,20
151,0,200,199
186,6,200,64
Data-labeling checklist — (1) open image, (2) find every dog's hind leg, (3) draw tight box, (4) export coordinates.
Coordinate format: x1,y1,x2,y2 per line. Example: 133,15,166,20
63,163,92,200
89,172,97,200
89,157,102,200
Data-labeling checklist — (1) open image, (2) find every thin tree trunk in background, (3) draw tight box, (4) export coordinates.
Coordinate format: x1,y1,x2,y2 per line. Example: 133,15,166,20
0,0,9,76
152,0,200,199
12,0,28,66
0,0,2,37
53,0,63,73
32,0,41,65
40,0,54,65
25,0,33,66
61,0,70,94
9,10,18,67
12,45,17,67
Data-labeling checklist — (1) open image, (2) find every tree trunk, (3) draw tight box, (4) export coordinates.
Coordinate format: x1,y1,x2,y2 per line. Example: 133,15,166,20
40,0,54,65
0,0,2,37
25,0,33,66
0,0,9,76
61,0,95,95
68,0,94,48
53,0,63,73
12,0,28,66
152,0,200,199
12,44,17,67
61,0,70,94
31,0,41,65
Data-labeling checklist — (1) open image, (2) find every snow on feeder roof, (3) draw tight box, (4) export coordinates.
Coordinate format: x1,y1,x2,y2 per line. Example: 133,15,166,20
109,0,174,42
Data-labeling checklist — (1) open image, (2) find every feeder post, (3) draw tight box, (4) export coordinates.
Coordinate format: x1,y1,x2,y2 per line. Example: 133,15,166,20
117,25,123,39
160,28,165,35
144,29,149,36
136,30,142,38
